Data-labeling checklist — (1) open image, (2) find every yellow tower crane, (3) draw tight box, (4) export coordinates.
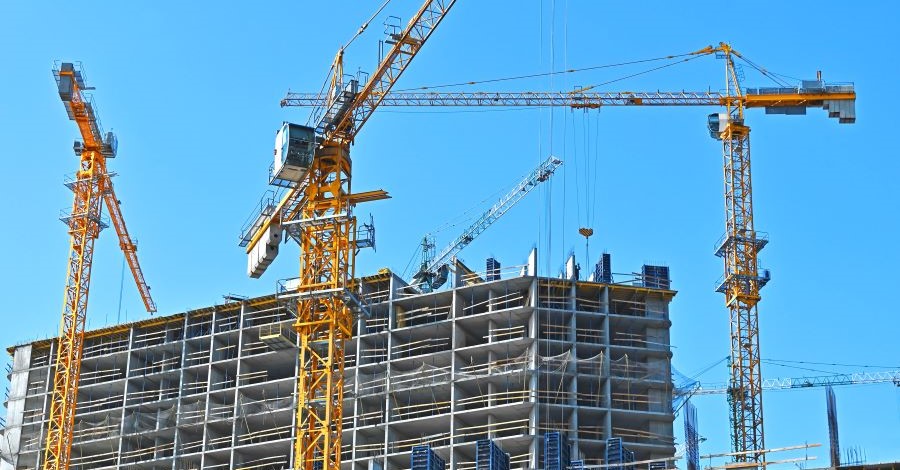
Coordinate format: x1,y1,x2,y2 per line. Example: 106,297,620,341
281,43,857,466
241,2,457,469
43,62,157,470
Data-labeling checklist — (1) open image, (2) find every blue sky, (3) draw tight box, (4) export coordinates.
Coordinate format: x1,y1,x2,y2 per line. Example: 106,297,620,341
1,0,898,465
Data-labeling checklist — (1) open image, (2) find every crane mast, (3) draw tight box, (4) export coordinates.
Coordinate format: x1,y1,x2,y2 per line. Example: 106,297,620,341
282,43,856,468
242,3,456,469
713,43,766,464
413,156,562,290
43,62,156,470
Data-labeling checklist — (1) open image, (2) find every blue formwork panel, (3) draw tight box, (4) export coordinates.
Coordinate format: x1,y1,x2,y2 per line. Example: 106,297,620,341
476,439,510,470
486,257,501,281
641,264,670,290
595,253,612,283
412,445,446,470
544,432,571,470
649,462,668,470
606,437,624,470
571,459,586,470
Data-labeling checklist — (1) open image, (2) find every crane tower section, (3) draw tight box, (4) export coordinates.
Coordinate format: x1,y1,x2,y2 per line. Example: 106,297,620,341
241,3,457,470
44,63,112,470
44,62,156,470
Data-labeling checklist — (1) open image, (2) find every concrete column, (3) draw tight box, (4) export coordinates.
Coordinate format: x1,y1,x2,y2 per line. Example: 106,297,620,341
449,283,458,470
529,277,541,470
170,313,191,470
290,323,300,469
1,345,32,469
569,284,580,459
36,341,55,470
383,290,394,470
118,325,136,468
601,287,613,440
229,302,247,467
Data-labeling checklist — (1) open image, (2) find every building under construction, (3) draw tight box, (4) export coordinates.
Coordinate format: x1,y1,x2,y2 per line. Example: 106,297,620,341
1,249,676,470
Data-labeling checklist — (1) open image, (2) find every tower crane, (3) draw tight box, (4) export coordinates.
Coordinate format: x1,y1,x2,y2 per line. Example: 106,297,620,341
43,62,156,470
240,2,456,469
282,43,857,467
412,155,562,291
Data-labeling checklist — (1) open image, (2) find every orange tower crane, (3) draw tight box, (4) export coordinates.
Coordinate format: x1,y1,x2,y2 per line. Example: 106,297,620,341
281,43,856,466
240,2,457,469
43,62,156,470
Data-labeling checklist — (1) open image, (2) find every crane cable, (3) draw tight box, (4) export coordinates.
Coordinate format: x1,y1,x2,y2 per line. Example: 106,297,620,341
394,46,803,103
575,52,709,92
729,52,792,88
393,49,707,92
343,0,393,50
546,0,561,431
402,160,549,280
591,107,601,236
571,92,599,270
686,356,730,380
763,358,900,370
304,0,394,127
400,243,423,280
427,182,509,235
761,360,852,376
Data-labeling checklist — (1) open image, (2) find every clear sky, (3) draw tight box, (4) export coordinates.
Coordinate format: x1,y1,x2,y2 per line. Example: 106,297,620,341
1,0,898,465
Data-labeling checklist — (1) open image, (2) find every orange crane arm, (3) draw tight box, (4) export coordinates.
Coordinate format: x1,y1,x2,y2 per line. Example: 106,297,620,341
101,178,157,312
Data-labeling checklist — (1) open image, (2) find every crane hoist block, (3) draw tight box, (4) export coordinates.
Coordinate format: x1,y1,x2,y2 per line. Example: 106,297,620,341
270,122,316,187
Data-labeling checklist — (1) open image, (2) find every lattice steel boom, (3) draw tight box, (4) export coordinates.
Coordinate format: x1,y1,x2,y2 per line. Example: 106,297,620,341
283,89,855,110
43,62,156,470
412,156,561,290
283,42,856,468
690,370,900,396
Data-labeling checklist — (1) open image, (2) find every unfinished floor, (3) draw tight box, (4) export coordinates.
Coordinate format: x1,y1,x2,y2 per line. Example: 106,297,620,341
1,250,676,470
